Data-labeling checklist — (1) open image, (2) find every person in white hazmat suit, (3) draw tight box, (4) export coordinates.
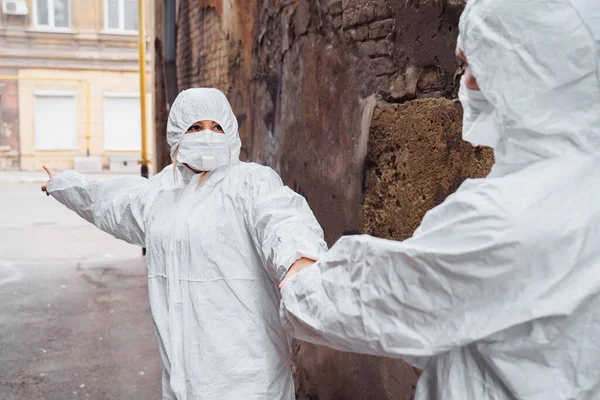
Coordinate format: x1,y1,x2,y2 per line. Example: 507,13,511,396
279,0,600,399
41,88,327,399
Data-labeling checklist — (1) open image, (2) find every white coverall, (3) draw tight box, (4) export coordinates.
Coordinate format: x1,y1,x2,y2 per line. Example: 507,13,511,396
47,88,327,399
280,0,600,399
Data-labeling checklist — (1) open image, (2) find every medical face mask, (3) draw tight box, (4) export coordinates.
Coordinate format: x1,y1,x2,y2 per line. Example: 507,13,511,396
458,78,500,148
176,130,230,171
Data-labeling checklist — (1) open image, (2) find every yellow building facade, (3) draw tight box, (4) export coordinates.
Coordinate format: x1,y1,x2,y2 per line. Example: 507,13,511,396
0,0,153,172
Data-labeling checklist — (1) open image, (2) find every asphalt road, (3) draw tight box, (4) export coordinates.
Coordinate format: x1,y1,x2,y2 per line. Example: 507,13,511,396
0,182,162,400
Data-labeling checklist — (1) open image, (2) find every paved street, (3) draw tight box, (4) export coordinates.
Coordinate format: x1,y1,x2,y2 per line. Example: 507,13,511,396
0,178,162,400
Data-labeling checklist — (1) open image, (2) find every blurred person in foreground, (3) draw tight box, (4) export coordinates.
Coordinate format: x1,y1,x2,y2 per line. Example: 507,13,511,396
42,88,326,400
279,0,600,398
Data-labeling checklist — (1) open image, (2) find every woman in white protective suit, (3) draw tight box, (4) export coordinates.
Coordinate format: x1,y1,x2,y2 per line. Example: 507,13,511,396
279,0,600,399
41,88,327,399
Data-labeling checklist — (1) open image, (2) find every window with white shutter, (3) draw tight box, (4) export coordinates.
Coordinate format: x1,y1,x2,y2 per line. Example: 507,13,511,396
103,93,141,151
34,91,78,150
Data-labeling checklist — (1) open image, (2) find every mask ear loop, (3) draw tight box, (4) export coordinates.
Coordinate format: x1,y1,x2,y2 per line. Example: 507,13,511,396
171,118,197,187
217,135,233,211
172,145,182,186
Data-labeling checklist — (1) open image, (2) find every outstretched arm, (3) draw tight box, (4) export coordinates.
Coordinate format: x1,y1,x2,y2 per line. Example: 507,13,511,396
42,166,151,247
280,185,543,367
244,166,327,284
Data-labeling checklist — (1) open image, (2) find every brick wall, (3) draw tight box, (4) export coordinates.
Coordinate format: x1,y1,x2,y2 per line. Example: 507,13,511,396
176,1,229,92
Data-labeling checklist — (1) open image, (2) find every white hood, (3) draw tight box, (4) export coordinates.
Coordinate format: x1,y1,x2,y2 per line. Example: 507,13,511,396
166,88,242,165
458,0,600,168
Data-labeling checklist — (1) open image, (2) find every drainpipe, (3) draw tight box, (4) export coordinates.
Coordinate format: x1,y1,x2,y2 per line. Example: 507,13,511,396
163,0,177,108
138,0,150,180
138,0,149,256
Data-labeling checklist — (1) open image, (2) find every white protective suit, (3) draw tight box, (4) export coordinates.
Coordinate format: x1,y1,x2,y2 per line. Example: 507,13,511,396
280,0,600,399
47,88,327,399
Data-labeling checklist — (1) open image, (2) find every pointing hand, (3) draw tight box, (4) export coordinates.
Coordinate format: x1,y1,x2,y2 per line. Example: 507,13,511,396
41,165,54,196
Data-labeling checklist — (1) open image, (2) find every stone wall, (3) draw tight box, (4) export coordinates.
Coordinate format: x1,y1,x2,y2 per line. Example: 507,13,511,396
153,0,494,398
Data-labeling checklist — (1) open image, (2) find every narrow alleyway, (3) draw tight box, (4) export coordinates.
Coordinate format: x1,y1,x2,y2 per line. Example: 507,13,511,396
0,178,162,400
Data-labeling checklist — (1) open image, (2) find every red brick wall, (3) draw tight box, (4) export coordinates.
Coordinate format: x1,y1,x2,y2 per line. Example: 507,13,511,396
176,0,228,92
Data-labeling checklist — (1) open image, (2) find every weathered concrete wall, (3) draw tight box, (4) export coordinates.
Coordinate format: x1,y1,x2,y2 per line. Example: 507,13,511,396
154,0,495,398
